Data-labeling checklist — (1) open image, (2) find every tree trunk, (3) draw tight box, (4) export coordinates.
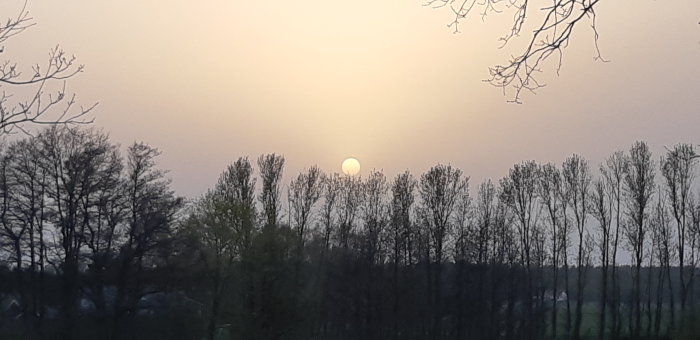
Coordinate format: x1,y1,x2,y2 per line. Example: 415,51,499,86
599,261,608,340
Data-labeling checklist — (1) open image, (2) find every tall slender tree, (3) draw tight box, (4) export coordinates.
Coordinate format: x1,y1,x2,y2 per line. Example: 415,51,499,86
601,150,628,338
452,178,472,339
501,160,539,338
388,171,416,338
623,141,655,337
651,191,674,337
537,163,562,339
661,143,697,320
418,164,467,337
591,178,612,340
563,154,592,340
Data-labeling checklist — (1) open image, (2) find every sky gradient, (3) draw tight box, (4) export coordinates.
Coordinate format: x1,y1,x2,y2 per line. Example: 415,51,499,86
5,0,700,197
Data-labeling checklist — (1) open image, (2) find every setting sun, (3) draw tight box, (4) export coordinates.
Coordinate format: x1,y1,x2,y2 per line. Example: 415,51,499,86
341,157,361,175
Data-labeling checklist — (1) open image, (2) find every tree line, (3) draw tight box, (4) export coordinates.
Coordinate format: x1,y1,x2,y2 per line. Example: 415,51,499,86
1,127,700,340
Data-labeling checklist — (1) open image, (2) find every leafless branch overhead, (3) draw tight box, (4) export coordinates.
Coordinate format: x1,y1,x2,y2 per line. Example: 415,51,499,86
0,1,96,135
429,0,604,103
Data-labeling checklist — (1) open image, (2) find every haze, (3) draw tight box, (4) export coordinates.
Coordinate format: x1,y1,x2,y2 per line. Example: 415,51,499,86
6,0,699,197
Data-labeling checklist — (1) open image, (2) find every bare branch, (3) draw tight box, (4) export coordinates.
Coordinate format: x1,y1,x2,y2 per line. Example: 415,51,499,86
0,2,95,135
433,0,604,103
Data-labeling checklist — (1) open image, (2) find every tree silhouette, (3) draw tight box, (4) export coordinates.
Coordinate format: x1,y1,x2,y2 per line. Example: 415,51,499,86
2,127,700,339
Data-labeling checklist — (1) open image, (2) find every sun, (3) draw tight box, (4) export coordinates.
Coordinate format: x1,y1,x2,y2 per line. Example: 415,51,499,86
341,157,361,176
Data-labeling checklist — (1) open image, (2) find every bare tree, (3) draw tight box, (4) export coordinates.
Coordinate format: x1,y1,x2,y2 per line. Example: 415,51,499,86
35,127,119,338
418,164,468,337
390,171,417,267
472,179,494,337
0,1,96,134
623,141,655,337
75,137,122,324
0,128,187,338
558,165,574,337
601,150,628,338
5,138,51,328
452,177,472,339
0,150,29,325
497,187,522,340
388,171,416,338
562,154,591,340
661,143,697,319
537,163,562,339
489,195,512,339
360,170,388,265
358,170,388,336
591,178,612,340
500,160,539,338
474,180,496,267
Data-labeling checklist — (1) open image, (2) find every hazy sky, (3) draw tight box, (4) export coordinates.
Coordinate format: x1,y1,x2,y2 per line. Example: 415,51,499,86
5,0,700,197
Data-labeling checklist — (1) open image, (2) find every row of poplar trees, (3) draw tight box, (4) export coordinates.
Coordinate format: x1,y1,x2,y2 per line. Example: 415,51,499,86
182,140,700,340
1,126,700,340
